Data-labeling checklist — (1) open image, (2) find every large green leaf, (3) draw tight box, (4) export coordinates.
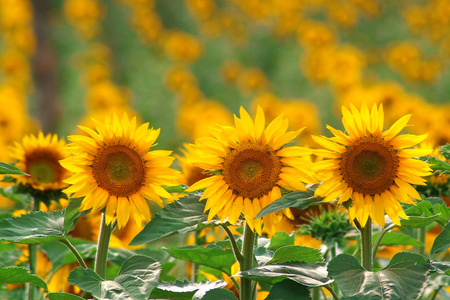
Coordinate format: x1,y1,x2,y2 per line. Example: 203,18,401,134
399,214,440,228
405,197,450,227
430,222,450,256
256,189,323,219
328,252,430,300
0,266,47,290
164,244,236,275
265,279,311,300
149,280,227,300
372,231,423,247
0,210,65,244
237,262,332,287
63,197,91,233
266,245,323,265
130,193,228,245
197,288,238,300
46,293,85,300
267,232,295,251
428,156,450,174
68,255,161,300
0,162,28,175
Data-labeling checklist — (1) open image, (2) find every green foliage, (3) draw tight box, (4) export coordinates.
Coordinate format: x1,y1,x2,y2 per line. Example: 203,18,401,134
372,231,424,247
440,144,450,160
0,185,32,208
68,255,161,300
328,252,430,300
237,262,332,287
404,196,450,228
46,293,85,300
0,266,47,290
0,162,28,175
130,193,232,245
430,222,450,256
267,232,295,251
63,197,91,233
0,210,65,244
265,279,311,300
255,188,323,219
149,280,228,300
265,245,323,265
164,243,236,275
198,288,238,300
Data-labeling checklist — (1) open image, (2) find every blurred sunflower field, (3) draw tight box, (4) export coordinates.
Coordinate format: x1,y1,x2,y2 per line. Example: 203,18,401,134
1,0,450,299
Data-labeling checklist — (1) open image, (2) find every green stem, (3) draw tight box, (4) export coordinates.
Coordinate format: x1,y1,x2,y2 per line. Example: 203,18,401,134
360,218,373,271
240,223,256,300
312,287,320,300
60,238,88,269
372,224,397,262
94,213,113,279
27,197,40,300
329,243,339,297
221,224,244,266
325,284,340,300
416,227,426,256
429,286,441,300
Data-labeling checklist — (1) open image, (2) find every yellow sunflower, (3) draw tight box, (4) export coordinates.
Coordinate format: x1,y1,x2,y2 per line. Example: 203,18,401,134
10,132,70,191
313,103,432,228
60,113,178,229
186,106,317,235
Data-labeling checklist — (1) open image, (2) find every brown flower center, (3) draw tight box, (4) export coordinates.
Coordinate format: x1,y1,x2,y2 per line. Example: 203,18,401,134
26,150,63,185
222,142,281,199
340,137,399,195
92,145,145,197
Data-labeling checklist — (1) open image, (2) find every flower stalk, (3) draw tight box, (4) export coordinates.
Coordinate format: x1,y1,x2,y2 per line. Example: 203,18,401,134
94,213,114,278
360,218,373,271
240,222,256,300
27,197,40,300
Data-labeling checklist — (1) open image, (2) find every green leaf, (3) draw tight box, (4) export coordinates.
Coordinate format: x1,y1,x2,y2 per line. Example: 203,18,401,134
0,266,47,290
428,156,450,174
164,244,236,275
266,245,323,265
265,279,311,300
0,162,28,175
430,260,450,274
130,193,229,245
267,232,295,251
255,189,323,219
63,198,91,233
328,252,430,300
163,184,188,193
198,288,238,300
440,144,450,160
0,241,21,266
372,231,424,247
430,222,450,256
0,210,65,244
150,280,227,300
237,262,332,287
399,214,440,228
68,255,161,300
46,292,85,300
0,185,32,208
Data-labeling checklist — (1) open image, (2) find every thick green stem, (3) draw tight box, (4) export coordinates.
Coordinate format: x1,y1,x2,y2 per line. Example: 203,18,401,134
94,213,113,279
312,287,320,300
240,223,256,300
360,218,373,271
60,238,88,269
416,227,426,256
27,198,40,300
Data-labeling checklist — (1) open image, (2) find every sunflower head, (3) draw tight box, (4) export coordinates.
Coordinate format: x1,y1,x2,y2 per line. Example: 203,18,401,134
60,113,179,229
313,103,433,228
9,132,70,191
186,106,317,235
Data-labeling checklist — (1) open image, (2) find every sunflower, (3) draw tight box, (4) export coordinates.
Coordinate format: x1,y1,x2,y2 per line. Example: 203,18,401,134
313,103,432,228
10,132,70,191
60,113,178,229
186,106,317,235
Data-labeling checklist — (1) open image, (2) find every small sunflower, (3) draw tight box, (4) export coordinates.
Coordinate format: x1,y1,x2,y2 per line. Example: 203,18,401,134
10,132,70,191
60,113,178,229
313,103,432,228
186,106,317,235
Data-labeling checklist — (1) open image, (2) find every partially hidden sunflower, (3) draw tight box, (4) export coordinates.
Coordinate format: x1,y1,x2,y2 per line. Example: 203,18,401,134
313,103,432,228
186,106,317,235
10,132,70,191
60,113,179,229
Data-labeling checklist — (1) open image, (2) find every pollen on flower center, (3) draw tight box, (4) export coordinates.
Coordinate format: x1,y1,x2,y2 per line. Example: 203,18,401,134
340,137,399,195
92,145,145,197
223,142,281,199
